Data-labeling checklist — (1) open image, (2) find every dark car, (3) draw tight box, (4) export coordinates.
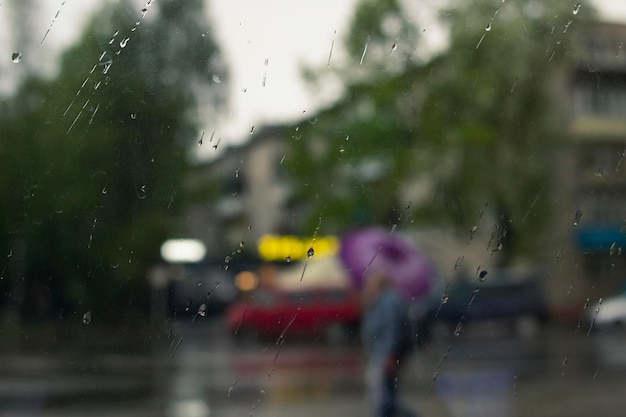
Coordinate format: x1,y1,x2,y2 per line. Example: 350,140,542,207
224,286,362,344
419,269,549,341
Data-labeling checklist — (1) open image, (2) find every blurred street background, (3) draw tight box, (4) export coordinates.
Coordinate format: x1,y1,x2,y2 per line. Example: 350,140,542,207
3,1,626,416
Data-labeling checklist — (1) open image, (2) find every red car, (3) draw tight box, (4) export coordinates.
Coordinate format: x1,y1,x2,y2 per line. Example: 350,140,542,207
224,287,362,344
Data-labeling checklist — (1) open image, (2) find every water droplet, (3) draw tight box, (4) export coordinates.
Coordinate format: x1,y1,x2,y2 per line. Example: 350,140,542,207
391,42,397,53
339,145,345,153
82,311,92,324
573,3,581,15
573,210,583,226
185,299,192,312
478,269,488,282
197,304,207,317
250,126,255,134
485,23,492,31
610,242,617,256
120,37,130,48
563,20,573,34
102,187,107,194
130,113,136,119
11,52,22,63
141,8,148,17
212,74,221,83
594,168,604,177
454,256,464,270
440,293,449,304
469,225,478,240
307,247,314,258
285,255,291,263
454,322,463,336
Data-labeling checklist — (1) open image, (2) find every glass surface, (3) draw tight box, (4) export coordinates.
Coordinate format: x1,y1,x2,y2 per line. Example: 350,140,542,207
2,1,626,416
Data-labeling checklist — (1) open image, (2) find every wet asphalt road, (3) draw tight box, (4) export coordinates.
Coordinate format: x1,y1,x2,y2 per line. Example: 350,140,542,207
2,319,626,417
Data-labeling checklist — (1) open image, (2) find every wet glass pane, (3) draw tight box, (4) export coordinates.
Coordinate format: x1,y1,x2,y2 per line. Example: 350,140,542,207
2,1,626,417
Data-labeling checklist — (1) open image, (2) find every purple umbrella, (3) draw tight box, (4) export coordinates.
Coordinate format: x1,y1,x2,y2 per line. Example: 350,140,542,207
338,227,434,299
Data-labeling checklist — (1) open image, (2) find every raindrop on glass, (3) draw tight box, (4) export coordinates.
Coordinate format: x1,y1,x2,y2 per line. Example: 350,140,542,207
120,37,130,48
573,3,581,15
391,42,397,53
11,52,22,63
212,74,221,83
130,113,136,119
440,293,449,304
573,210,583,226
197,304,207,317
285,255,292,263
454,322,463,337
485,23,492,32
478,269,488,282
307,247,314,258
185,299,192,312
82,311,92,324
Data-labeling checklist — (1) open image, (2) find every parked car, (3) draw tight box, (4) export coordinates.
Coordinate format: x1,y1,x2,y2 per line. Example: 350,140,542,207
224,286,362,344
586,292,626,329
168,264,238,318
418,269,549,341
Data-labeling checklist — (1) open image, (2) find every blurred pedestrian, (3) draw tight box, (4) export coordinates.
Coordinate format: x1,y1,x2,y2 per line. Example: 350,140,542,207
361,270,419,417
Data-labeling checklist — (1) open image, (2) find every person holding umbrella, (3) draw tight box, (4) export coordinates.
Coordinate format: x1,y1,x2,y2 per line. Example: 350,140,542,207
340,227,433,417
361,270,420,417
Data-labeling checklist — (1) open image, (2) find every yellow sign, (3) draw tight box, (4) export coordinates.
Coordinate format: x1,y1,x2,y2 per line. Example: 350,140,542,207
258,234,340,261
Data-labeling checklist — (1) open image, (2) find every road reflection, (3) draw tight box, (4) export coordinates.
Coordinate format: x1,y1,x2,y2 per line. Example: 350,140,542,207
3,321,626,416
163,320,364,416
160,320,559,417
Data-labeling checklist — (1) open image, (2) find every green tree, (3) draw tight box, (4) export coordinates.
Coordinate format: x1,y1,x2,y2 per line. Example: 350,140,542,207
0,0,226,323
285,0,595,263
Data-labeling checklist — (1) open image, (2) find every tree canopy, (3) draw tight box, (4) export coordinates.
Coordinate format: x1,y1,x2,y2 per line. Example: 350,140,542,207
285,0,596,264
0,0,226,322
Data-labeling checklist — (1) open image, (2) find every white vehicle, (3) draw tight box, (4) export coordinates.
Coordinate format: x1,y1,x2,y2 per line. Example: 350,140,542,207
588,294,626,329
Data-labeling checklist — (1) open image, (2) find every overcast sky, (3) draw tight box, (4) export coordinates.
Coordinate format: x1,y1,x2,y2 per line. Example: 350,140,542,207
3,0,626,159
